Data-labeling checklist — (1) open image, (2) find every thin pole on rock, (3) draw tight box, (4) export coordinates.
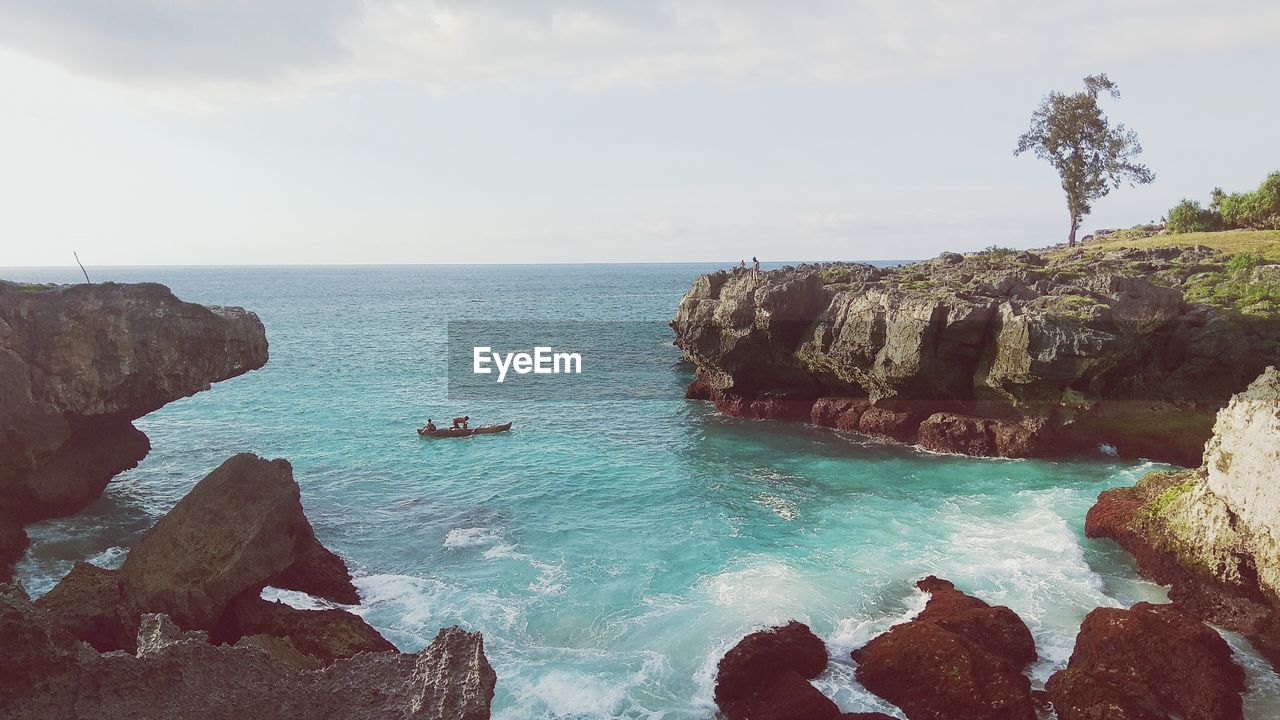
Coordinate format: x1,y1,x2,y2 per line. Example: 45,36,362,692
73,251,91,284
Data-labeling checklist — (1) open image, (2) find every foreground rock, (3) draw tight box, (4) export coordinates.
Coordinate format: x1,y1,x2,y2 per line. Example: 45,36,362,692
852,577,1037,720
1087,367,1280,667
0,280,268,577
672,248,1280,465
2,583,496,720
714,621,837,720
37,454,370,659
1046,602,1244,720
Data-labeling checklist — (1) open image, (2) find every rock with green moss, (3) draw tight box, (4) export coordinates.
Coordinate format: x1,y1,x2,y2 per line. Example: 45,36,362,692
672,249,1279,465
1087,367,1280,668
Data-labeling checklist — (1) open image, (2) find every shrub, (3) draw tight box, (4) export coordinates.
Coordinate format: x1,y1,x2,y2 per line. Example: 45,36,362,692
1167,199,1221,233
1216,171,1280,230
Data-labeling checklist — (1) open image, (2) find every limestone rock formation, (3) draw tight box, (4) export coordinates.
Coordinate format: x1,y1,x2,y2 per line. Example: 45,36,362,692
1087,367,1280,666
672,249,1280,465
851,576,1037,720
1045,602,1244,720
37,454,367,658
2,583,496,720
0,280,268,577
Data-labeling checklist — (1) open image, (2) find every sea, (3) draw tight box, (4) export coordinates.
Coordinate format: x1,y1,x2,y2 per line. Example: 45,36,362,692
6,263,1280,719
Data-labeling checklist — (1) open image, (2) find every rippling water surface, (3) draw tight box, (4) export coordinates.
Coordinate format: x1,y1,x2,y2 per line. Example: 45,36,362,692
8,264,1279,718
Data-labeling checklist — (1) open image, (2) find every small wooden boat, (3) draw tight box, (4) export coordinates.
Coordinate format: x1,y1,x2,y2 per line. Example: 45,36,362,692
418,421,513,438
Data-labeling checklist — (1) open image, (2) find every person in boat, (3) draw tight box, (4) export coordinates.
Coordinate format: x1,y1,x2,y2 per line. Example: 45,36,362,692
451,415,470,430
424,419,436,432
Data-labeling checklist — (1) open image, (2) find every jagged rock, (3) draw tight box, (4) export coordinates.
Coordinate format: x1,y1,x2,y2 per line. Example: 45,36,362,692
118,453,358,630
672,249,1279,464
34,562,132,652
714,621,834,720
214,593,395,663
852,577,1037,720
1045,602,1244,720
39,454,368,657
0,280,268,578
2,584,496,720
233,632,321,671
1087,367,1280,667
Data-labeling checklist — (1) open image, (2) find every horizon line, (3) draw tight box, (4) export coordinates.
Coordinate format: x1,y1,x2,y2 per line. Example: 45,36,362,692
2,258,918,270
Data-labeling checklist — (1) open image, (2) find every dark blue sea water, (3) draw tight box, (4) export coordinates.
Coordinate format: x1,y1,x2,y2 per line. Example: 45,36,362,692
6,264,1279,718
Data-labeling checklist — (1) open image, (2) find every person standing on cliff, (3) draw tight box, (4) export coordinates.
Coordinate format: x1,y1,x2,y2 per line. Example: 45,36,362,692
751,257,760,282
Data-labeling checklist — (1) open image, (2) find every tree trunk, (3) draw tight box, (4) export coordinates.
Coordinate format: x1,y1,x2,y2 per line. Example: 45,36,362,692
1068,217,1079,247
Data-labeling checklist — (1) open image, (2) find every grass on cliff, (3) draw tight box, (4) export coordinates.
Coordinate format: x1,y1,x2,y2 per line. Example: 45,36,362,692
1077,229,1280,262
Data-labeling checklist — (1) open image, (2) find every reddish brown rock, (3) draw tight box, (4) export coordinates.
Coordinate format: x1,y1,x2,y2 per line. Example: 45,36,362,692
913,576,1036,668
729,670,840,720
1087,471,1280,666
810,397,871,432
715,621,833,720
852,577,1037,720
1046,602,1244,720
857,406,923,442
916,414,1044,458
707,388,815,421
214,593,394,663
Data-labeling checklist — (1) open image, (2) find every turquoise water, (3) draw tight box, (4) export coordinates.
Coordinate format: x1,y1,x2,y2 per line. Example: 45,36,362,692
8,264,1280,719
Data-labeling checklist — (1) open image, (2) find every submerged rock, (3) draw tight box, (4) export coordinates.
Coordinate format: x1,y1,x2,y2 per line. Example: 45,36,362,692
1045,602,1244,720
714,621,837,720
38,454,368,657
852,577,1037,720
3,584,496,720
671,249,1279,465
0,280,268,577
1087,367,1280,667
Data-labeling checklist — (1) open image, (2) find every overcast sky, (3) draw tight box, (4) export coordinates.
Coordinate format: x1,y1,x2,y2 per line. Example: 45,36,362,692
2,1,1278,266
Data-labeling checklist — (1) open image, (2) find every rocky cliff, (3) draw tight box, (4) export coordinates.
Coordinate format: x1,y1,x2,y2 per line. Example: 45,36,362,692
1088,366,1280,667
672,247,1280,465
0,280,268,579
3,453,497,719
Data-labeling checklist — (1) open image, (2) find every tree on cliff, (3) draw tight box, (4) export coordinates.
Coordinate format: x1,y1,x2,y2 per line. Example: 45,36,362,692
1015,74,1154,246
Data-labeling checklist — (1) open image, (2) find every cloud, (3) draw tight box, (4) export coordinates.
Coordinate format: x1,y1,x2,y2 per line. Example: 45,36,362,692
0,0,1278,104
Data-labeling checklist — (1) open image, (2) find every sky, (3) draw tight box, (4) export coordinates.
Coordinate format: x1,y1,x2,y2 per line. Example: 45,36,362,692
1,1,1278,266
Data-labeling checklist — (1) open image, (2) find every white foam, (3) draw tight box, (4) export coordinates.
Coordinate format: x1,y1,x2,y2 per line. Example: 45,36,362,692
86,546,127,570
755,493,798,521
443,527,502,549
497,669,626,718
528,560,567,595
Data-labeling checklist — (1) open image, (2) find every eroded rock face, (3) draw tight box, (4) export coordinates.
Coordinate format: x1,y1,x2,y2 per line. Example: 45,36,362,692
1045,602,1244,720
0,280,268,577
852,577,1037,720
1087,367,1280,667
38,454,365,656
714,621,837,720
3,586,496,720
214,593,395,663
118,453,358,629
672,250,1279,464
